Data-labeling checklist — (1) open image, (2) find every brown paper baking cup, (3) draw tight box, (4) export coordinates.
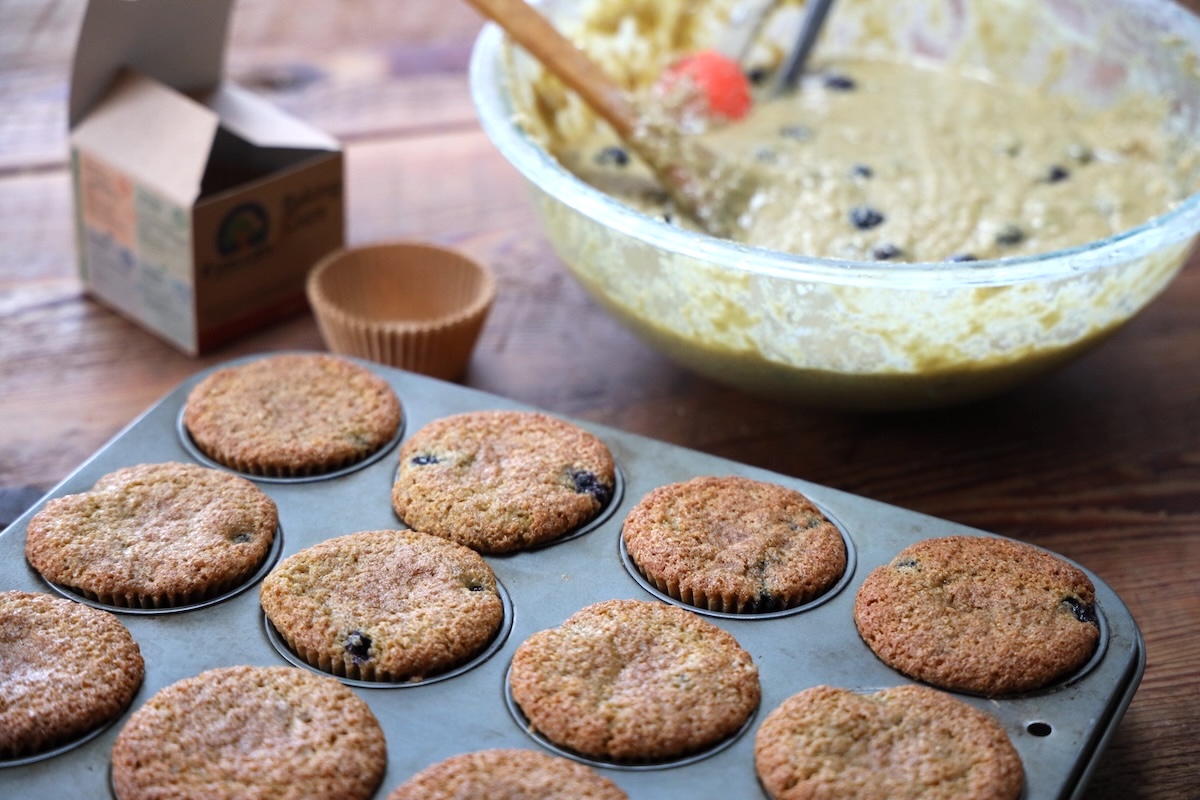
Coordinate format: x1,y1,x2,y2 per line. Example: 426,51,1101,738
306,241,495,380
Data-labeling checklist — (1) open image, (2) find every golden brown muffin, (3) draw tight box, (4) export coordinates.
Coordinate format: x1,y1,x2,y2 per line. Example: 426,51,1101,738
183,353,402,477
387,748,628,799
509,599,760,763
622,475,846,612
110,665,387,800
25,462,277,608
0,591,144,760
854,535,1101,696
392,410,615,553
754,684,1024,800
260,529,504,682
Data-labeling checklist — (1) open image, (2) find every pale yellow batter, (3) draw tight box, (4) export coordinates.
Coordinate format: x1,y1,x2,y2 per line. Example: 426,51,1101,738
495,0,1200,408
559,58,1195,262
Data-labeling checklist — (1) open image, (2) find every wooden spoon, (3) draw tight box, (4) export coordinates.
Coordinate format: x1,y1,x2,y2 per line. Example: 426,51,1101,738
465,0,757,239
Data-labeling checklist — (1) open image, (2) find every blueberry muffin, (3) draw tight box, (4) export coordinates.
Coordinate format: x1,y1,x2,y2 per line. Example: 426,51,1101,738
622,475,846,612
387,748,628,799
508,598,760,762
754,684,1023,800
25,462,278,608
392,410,615,553
111,665,387,800
260,529,504,682
183,353,402,477
0,591,144,760
854,535,1101,695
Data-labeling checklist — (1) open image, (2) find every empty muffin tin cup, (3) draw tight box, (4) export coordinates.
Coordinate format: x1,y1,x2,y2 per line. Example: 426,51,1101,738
306,241,495,380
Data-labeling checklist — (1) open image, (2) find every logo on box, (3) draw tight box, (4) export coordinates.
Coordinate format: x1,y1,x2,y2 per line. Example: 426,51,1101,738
217,202,270,256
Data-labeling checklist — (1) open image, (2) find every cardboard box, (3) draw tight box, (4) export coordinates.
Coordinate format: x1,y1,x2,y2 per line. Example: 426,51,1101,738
68,0,345,355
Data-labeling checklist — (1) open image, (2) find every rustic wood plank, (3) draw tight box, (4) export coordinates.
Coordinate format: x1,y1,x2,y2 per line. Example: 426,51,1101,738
2,0,1200,796
0,0,490,171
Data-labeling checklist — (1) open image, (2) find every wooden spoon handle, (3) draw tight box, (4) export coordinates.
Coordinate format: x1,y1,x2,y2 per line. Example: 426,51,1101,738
464,0,640,139
465,0,752,238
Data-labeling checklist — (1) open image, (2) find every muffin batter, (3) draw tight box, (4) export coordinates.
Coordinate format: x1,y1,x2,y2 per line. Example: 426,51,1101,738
559,57,1194,262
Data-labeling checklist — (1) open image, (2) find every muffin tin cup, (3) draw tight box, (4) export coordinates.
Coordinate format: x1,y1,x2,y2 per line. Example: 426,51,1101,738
261,580,515,689
618,505,858,620
389,461,626,552
33,524,285,617
502,665,761,771
0,712,132,770
177,407,406,484
0,354,1144,799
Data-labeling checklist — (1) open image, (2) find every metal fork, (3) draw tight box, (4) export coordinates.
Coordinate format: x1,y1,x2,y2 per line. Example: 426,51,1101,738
714,0,839,96
772,0,837,95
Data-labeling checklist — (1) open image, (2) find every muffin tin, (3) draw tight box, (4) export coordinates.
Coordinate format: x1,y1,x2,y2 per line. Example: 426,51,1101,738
0,354,1144,798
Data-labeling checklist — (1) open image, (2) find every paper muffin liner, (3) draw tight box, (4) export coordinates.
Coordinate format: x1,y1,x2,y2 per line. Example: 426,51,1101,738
271,626,477,684
290,637,392,683
306,241,495,381
194,440,378,478
636,565,803,615
65,572,248,610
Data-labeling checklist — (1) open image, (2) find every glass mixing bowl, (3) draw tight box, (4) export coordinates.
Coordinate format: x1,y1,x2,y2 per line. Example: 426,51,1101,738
469,0,1200,410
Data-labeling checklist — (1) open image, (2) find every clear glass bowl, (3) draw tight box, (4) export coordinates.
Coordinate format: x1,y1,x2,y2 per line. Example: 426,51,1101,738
469,0,1200,410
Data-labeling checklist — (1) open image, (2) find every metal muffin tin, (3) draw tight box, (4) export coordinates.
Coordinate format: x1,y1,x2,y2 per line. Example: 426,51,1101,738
0,354,1144,799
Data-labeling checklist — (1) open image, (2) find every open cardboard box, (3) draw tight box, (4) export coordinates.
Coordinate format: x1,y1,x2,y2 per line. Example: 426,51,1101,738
68,0,345,355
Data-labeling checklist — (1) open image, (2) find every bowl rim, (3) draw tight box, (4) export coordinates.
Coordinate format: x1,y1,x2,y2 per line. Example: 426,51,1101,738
468,10,1200,290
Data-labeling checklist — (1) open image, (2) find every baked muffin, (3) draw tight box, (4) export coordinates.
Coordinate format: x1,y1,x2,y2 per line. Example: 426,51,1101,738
260,529,504,682
508,599,760,762
754,684,1024,800
391,410,615,553
387,748,628,799
183,353,402,477
622,475,846,612
854,535,1101,695
111,665,387,800
0,591,144,760
25,462,278,608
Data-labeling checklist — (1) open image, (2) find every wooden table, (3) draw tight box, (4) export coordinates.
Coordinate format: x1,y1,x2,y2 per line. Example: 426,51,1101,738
3,1,1198,796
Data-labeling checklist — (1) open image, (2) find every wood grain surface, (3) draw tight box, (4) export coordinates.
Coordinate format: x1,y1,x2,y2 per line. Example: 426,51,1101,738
2,1,1199,797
